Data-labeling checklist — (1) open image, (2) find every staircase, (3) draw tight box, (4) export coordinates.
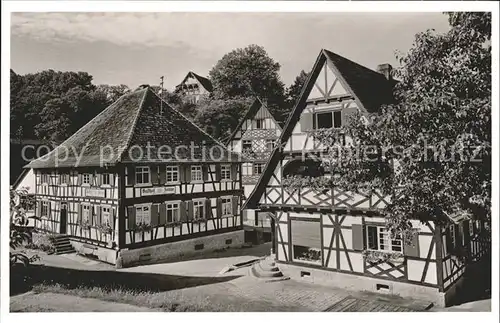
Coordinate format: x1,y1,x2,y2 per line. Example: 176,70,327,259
250,256,289,282
52,235,76,255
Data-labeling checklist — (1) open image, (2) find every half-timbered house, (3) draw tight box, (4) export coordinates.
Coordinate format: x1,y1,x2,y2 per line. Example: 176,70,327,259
27,86,244,267
244,49,490,307
225,98,282,243
174,71,213,104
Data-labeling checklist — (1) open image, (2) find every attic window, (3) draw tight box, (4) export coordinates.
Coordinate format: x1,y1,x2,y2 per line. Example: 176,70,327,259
314,111,342,129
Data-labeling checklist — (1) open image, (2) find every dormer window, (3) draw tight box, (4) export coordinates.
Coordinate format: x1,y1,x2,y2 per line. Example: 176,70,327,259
314,111,342,129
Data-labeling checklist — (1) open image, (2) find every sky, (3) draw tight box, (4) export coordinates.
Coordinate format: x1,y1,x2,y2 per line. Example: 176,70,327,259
10,12,451,91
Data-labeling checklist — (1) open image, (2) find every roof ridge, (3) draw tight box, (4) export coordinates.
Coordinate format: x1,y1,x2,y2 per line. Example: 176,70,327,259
117,88,149,162
323,49,388,78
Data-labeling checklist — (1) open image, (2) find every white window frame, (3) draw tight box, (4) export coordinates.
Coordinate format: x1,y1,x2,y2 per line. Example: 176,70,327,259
82,173,91,186
135,166,151,186
193,199,205,220
220,165,231,181
190,165,203,182
101,205,111,226
265,139,275,151
242,140,252,151
253,163,265,175
166,202,180,223
40,173,49,185
255,119,264,129
101,173,111,187
135,204,151,225
166,166,179,184
314,110,342,130
366,225,403,253
221,197,232,217
449,224,456,248
41,200,50,218
60,173,68,186
82,204,91,224
242,163,253,176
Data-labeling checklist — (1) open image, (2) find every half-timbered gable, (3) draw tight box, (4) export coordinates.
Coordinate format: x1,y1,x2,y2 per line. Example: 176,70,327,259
243,49,489,307
174,71,213,104
27,86,244,267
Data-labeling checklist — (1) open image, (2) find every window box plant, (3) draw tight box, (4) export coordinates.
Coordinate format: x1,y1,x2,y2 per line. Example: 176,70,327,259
362,250,404,264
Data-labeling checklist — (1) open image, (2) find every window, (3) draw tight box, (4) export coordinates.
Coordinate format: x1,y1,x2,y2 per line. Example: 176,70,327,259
469,221,474,236
166,166,179,183
221,165,231,180
314,111,342,129
193,200,205,219
41,201,49,218
82,204,91,223
135,166,150,185
102,173,110,186
136,205,151,225
366,225,403,252
82,173,91,185
242,140,252,151
166,202,180,223
449,224,456,248
266,139,275,151
59,174,67,185
221,197,232,217
253,163,265,175
291,220,322,265
255,119,264,129
191,165,203,182
102,206,111,225
41,173,49,184
242,163,253,176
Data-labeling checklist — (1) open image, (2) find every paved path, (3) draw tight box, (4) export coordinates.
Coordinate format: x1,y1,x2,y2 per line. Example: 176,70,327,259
10,292,154,312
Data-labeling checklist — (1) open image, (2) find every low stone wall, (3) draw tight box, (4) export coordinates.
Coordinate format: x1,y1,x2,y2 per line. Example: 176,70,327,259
70,240,118,265
278,262,447,307
117,230,244,268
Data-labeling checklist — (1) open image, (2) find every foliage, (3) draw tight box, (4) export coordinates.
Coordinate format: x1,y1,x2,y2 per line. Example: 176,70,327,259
362,250,404,263
135,222,153,232
287,12,491,238
80,220,91,231
10,188,39,267
286,70,309,108
95,84,131,103
96,223,113,235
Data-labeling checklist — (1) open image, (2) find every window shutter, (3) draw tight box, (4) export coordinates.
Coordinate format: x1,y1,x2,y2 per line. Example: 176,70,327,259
127,206,136,230
403,232,420,257
215,165,221,181
454,224,461,247
36,201,41,218
216,198,222,218
341,107,358,127
205,199,213,218
151,204,159,227
352,224,364,251
232,196,238,216
111,208,116,230
185,166,192,183
89,173,94,186
445,227,453,254
159,166,166,185
179,166,185,183
48,202,52,220
180,201,187,222
78,204,82,224
159,203,167,225
151,166,159,185
109,173,114,187
96,206,102,225
78,173,82,185
300,113,313,132
97,174,102,186
127,167,135,186
463,220,471,245
231,164,238,180
187,201,194,220
203,165,209,181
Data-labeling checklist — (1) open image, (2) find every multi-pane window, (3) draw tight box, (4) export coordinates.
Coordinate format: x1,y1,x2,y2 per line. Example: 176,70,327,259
242,163,253,176
266,139,275,151
102,173,110,186
314,111,342,129
366,225,403,252
41,201,49,218
136,205,151,225
221,197,232,217
253,163,265,175
82,204,91,223
255,119,264,129
135,166,150,185
193,200,205,219
41,173,49,184
221,165,231,180
242,140,252,151
102,206,111,225
449,224,456,248
166,166,179,183
82,173,91,185
60,174,68,185
166,202,180,223
191,165,203,182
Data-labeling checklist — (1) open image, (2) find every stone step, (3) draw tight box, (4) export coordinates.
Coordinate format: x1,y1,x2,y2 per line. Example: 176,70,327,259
258,262,280,272
249,266,290,282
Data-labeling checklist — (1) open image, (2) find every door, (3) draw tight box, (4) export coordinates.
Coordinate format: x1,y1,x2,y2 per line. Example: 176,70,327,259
60,202,67,234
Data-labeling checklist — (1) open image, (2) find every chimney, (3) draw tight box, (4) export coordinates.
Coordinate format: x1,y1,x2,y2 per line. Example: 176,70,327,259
376,63,393,81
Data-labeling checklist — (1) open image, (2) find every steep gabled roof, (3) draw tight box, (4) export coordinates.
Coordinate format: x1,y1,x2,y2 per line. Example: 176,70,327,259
27,87,240,169
244,49,396,209
175,71,213,93
225,97,283,146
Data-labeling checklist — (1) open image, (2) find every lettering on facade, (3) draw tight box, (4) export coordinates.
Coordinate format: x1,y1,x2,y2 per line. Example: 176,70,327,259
141,186,176,196
86,188,105,198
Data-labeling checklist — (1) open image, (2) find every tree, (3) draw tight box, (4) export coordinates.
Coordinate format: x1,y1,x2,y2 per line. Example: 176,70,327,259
194,97,253,141
95,84,131,103
209,44,289,122
287,12,491,237
286,70,309,108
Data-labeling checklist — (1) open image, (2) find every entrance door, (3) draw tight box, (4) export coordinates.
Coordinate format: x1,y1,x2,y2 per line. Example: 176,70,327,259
60,203,67,234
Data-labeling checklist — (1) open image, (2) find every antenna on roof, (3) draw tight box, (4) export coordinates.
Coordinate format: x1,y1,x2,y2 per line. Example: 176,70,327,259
159,76,164,115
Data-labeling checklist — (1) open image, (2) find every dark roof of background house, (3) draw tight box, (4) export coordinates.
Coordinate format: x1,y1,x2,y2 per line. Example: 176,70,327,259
175,71,213,93
26,87,241,169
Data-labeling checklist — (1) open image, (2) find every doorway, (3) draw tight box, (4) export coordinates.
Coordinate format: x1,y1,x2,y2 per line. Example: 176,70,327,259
60,202,67,234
